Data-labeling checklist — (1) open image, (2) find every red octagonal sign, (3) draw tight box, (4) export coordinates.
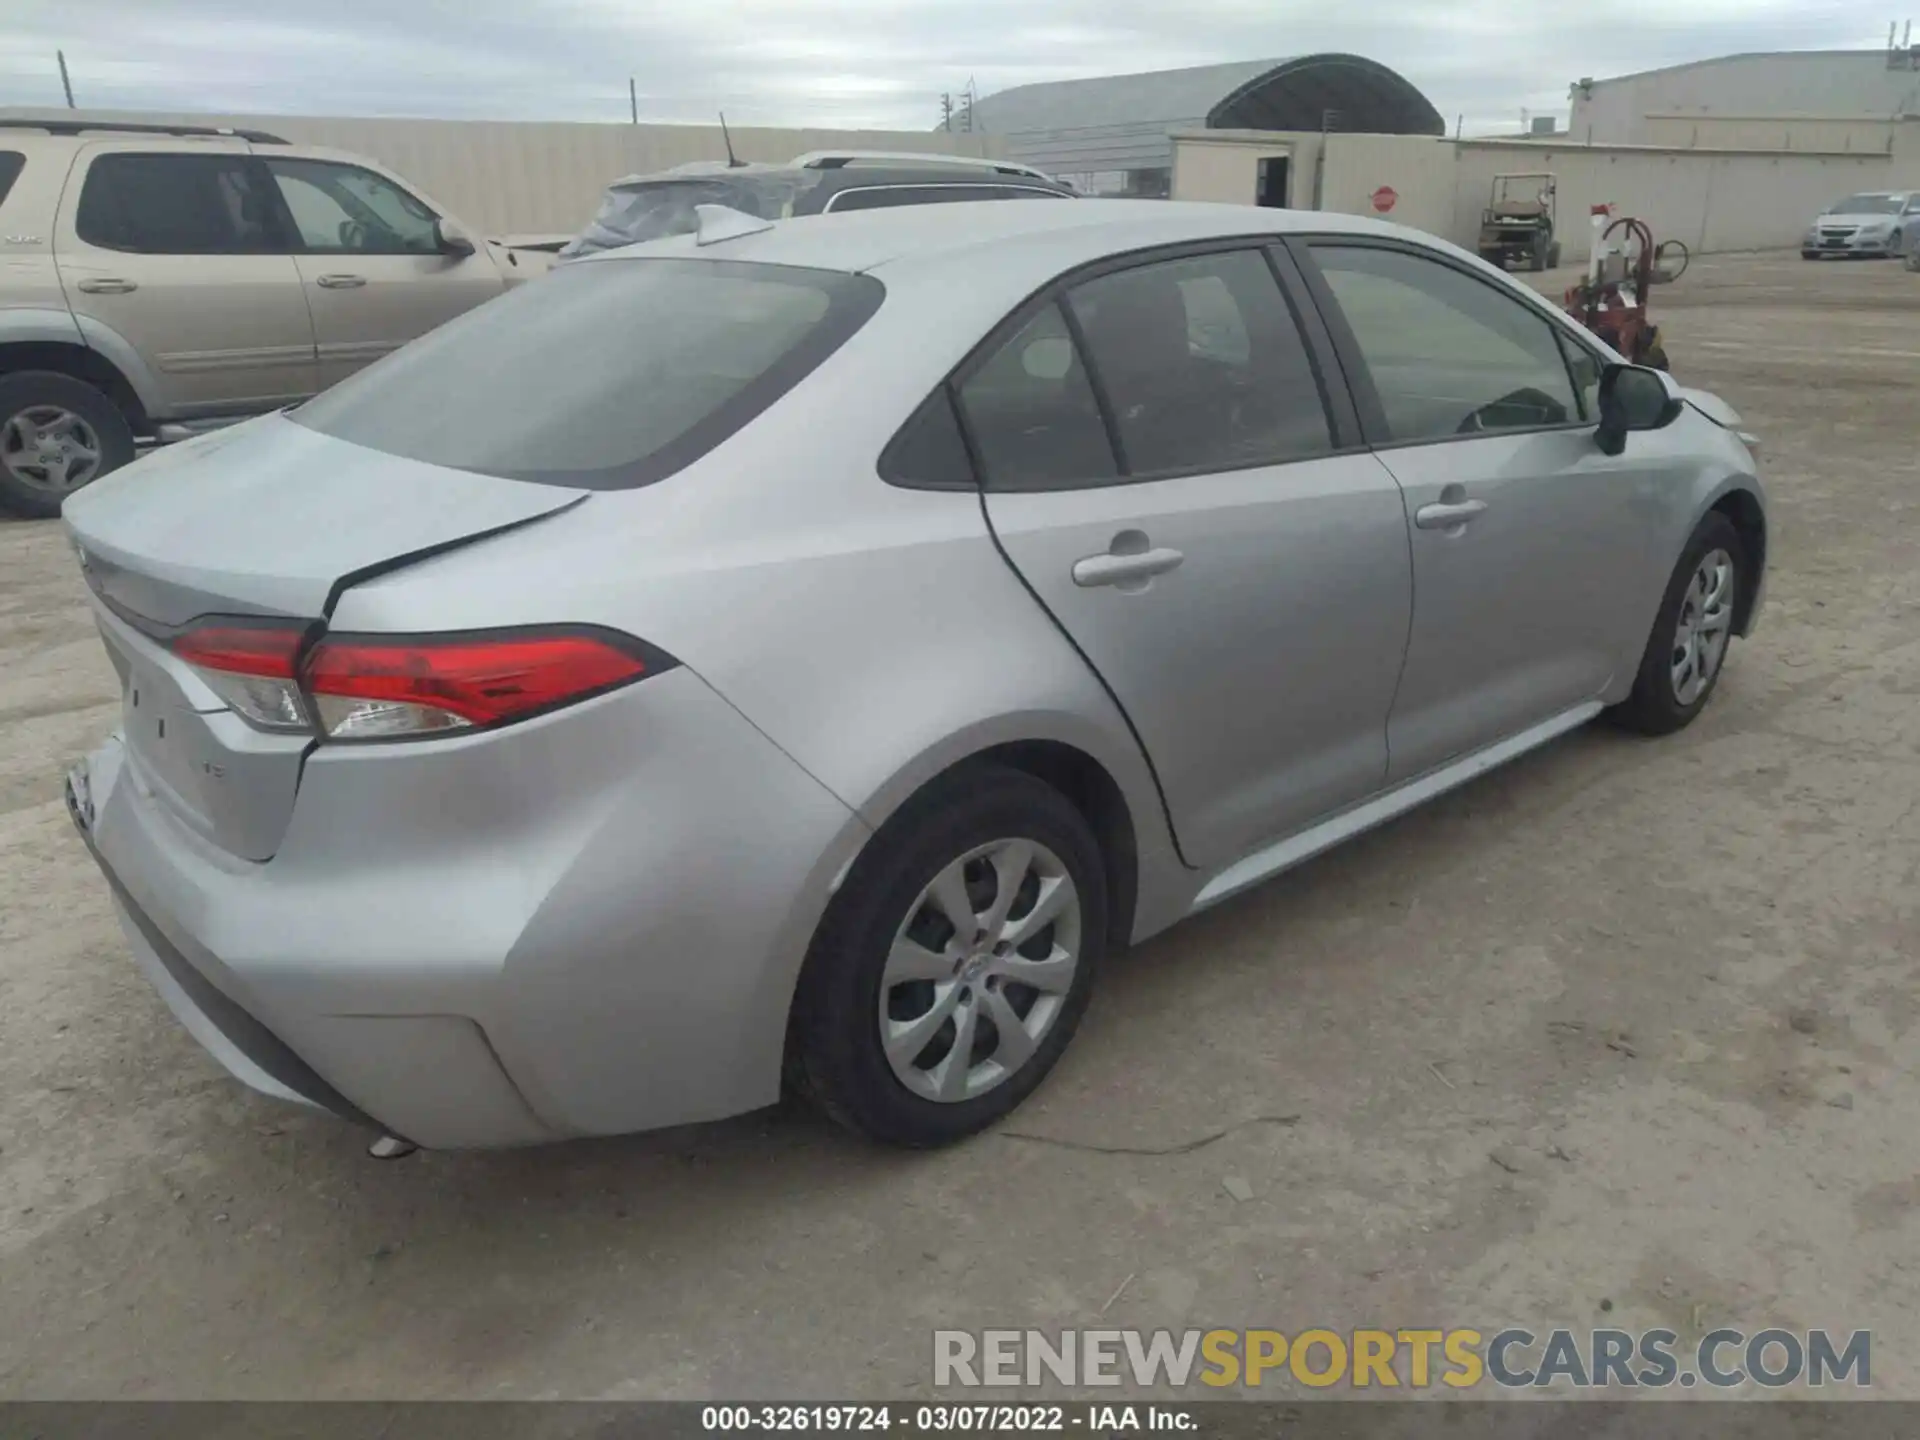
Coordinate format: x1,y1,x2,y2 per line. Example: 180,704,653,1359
1371,185,1398,213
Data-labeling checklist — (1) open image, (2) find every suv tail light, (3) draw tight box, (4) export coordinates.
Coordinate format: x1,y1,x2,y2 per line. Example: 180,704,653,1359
172,621,671,741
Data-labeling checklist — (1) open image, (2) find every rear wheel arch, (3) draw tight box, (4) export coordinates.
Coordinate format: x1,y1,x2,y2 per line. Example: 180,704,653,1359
966,740,1138,954
839,739,1139,956
0,340,150,434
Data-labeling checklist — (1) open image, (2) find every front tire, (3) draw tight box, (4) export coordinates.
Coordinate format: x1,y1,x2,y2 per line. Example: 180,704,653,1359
789,764,1106,1147
0,371,135,518
1610,512,1745,735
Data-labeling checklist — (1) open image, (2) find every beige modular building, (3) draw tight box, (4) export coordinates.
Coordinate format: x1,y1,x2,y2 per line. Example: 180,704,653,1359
1171,123,1920,262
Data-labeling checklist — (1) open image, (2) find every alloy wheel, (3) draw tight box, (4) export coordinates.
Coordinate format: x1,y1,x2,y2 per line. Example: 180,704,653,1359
1671,547,1735,706
878,837,1082,1104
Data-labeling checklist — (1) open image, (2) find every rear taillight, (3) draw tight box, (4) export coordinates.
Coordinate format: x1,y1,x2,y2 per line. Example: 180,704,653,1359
171,622,668,741
304,631,655,739
172,621,312,732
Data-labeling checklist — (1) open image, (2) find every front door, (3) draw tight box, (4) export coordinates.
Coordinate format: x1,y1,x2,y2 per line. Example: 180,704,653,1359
1299,239,1659,780
965,246,1412,870
56,146,319,416
263,157,507,388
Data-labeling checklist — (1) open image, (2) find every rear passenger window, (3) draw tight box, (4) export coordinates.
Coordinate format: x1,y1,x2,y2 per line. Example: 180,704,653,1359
1066,249,1332,475
956,302,1117,491
0,152,24,210
881,389,975,489
75,153,284,255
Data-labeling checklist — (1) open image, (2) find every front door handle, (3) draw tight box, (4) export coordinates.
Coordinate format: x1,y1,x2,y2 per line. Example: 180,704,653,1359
316,274,367,289
1415,499,1489,530
76,277,137,294
1072,546,1185,589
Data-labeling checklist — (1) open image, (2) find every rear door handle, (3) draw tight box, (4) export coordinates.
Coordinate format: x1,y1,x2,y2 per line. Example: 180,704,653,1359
316,274,367,289
76,277,137,294
1072,546,1185,588
1414,499,1488,530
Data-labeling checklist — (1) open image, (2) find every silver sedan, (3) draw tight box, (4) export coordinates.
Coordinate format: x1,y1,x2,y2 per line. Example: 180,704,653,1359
62,199,1767,1149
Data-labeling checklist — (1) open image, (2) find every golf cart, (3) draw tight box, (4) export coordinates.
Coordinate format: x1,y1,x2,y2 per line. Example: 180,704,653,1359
1478,173,1561,272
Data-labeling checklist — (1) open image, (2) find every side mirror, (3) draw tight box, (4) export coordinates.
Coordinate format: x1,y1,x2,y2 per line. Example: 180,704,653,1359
434,218,476,257
1595,363,1681,456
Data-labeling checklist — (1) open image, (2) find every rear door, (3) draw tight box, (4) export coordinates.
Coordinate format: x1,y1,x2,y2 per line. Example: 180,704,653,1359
262,156,507,388
1294,237,1662,781
959,243,1412,871
55,145,319,416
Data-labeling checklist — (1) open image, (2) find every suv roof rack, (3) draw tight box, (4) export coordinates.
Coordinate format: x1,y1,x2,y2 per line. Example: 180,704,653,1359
0,118,290,144
788,150,1058,183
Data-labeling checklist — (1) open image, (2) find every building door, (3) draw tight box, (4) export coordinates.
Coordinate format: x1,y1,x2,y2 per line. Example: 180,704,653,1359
1257,156,1291,208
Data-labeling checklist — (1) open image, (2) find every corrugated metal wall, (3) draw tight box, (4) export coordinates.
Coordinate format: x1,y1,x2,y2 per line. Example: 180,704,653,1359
1570,52,1920,145
1640,115,1896,153
0,107,1006,235
1174,124,1920,260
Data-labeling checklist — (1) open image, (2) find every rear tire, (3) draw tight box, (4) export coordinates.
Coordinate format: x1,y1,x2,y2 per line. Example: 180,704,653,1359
1609,512,1745,736
789,764,1106,1147
0,371,135,518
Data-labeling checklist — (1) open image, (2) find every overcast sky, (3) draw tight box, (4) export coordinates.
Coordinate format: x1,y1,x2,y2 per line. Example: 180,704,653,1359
0,0,1903,137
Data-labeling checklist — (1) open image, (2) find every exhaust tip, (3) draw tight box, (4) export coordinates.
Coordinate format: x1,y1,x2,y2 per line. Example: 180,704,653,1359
369,1135,418,1160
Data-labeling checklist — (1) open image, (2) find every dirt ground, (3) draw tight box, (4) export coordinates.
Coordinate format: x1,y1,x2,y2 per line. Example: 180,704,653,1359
2,251,1917,1402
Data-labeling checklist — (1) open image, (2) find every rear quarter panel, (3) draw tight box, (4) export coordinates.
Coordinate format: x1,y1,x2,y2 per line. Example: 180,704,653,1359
326,261,1194,942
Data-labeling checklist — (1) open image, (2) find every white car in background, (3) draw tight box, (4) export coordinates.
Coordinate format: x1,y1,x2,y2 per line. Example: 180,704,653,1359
1801,191,1920,258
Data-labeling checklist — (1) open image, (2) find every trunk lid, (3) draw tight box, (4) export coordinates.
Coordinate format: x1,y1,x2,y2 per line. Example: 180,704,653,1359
65,414,585,860
64,415,583,625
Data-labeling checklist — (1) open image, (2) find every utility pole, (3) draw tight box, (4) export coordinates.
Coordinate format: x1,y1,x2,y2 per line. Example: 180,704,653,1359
57,50,75,109
940,93,953,132
629,77,638,124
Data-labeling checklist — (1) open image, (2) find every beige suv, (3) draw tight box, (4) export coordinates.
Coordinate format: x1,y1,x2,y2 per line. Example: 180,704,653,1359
0,119,536,517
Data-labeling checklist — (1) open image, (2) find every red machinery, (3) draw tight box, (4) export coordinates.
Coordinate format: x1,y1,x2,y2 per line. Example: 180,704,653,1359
1563,206,1689,371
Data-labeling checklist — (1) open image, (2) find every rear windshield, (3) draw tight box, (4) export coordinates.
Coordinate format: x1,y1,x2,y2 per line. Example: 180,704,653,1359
1833,194,1900,214
294,258,882,489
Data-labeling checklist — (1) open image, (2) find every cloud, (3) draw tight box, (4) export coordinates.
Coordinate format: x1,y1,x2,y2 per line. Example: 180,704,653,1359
0,0,1899,134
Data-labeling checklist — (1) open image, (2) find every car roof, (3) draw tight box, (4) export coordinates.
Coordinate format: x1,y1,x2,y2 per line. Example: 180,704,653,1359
580,198,1425,281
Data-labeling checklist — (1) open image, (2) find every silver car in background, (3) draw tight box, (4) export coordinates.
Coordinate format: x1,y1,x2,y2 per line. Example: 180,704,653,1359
62,200,1767,1150
1801,190,1920,258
